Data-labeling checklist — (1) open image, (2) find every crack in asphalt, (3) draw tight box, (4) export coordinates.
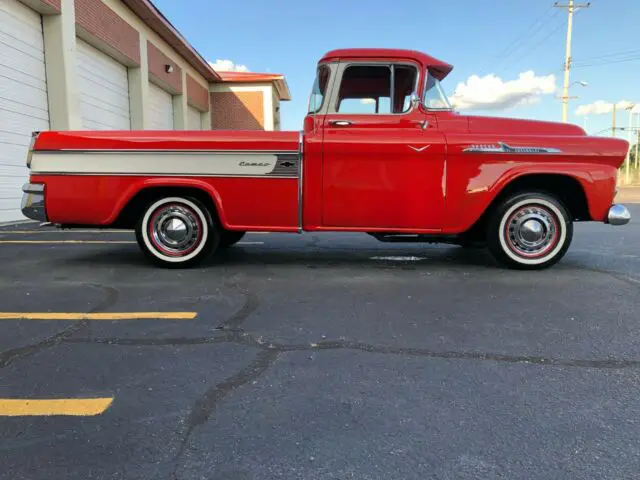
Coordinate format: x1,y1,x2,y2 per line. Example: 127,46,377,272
0,283,119,369
62,333,640,369
170,348,280,480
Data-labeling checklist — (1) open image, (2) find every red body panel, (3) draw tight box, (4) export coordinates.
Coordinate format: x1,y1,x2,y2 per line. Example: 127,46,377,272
34,130,300,152
320,111,444,230
32,174,299,231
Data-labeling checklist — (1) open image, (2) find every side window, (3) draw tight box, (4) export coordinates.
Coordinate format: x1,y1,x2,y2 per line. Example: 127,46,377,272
308,65,330,113
337,65,391,114
336,64,417,114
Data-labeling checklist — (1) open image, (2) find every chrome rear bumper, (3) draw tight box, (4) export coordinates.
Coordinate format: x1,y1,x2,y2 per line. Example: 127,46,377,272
606,204,631,226
21,183,47,222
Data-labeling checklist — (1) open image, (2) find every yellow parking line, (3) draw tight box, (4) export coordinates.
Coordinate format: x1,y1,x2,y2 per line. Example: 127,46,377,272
0,312,197,320
0,230,131,234
0,398,113,416
0,240,135,244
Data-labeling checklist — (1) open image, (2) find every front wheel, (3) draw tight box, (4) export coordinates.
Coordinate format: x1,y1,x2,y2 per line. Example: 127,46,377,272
135,196,219,268
486,192,573,270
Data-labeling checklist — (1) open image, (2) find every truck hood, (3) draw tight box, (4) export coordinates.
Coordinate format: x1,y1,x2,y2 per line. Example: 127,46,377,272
466,115,586,136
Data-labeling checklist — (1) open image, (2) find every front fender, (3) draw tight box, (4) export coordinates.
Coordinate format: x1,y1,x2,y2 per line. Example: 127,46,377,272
443,162,617,233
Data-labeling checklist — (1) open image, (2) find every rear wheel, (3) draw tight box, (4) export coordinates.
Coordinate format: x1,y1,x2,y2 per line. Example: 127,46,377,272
219,230,246,248
486,192,573,270
135,196,219,268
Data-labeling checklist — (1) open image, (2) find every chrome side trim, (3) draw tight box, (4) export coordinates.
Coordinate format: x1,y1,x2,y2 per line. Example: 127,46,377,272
34,149,299,155
607,204,631,226
29,172,298,179
298,130,304,233
463,142,562,154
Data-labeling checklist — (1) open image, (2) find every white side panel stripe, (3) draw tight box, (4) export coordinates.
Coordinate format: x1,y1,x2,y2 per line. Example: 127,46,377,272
31,153,281,176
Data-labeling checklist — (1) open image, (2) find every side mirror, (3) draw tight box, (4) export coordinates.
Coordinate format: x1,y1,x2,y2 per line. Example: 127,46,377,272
409,92,421,111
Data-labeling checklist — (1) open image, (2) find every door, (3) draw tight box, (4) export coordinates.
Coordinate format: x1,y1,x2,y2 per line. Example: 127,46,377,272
187,105,202,130
321,63,446,230
148,82,174,129
0,0,49,223
77,39,131,130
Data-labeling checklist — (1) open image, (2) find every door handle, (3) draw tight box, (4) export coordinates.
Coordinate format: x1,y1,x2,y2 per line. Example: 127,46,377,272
329,120,353,127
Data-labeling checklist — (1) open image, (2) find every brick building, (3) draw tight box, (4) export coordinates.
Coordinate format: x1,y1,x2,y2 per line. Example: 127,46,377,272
0,0,291,223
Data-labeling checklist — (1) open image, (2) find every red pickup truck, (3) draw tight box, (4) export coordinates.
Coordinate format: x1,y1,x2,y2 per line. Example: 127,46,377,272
21,48,631,270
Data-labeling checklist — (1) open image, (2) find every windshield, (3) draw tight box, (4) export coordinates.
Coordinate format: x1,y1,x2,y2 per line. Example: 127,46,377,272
308,65,330,114
423,71,452,110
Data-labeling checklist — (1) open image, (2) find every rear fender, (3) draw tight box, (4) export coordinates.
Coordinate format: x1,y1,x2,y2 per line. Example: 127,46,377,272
111,178,229,228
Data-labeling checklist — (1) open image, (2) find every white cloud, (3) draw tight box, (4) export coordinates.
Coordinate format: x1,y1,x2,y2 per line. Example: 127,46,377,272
360,98,376,104
208,59,249,72
575,100,638,116
449,71,557,111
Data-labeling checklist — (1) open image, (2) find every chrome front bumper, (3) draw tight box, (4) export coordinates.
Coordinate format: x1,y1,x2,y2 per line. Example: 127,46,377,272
21,183,47,222
607,204,631,226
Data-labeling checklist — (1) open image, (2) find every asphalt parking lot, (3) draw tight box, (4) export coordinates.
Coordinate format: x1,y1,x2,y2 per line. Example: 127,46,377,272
1,200,639,480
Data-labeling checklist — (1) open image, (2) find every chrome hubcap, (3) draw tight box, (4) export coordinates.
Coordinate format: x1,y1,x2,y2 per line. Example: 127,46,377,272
151,205,200,254
507,206,557,256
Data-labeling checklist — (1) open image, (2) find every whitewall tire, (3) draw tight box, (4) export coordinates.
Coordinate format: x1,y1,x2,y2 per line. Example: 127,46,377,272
486,192,573,270
135,196,219,268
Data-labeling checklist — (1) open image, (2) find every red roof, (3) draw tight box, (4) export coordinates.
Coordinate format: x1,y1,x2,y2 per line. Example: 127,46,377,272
218,71,291,101
319,48,453,80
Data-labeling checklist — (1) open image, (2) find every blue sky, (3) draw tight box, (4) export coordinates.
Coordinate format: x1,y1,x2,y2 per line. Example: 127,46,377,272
154,0,640,140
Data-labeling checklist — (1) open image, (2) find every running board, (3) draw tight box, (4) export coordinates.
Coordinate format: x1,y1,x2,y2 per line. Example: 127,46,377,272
368,233,460,244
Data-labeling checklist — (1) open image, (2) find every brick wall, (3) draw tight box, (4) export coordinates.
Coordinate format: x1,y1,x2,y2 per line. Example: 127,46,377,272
147,41,182,93
75,0,140,65
186,74,209,112
210,91,264,130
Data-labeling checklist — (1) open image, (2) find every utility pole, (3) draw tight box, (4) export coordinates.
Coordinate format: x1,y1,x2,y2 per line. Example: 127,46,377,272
555,1,590,123
635,130,639,171
612,103,617,137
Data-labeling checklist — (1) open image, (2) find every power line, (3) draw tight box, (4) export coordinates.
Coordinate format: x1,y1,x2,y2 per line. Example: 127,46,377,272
573,56,640,68
497,7,561,68
573,48,640,64
496,4,556,63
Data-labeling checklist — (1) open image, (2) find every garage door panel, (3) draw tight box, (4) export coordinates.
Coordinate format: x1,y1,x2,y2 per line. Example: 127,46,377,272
0,157,30,174
148,82,174,130
77,39,130,130
0,0,49,222
0,61,47,91
187,105,202,130
0,174,24,191
0,83,49,117
0,198,23,224
0,2,44,51
0,32,44,64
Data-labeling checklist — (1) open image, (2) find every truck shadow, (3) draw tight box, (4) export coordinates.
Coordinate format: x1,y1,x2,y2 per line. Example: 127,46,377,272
58,244,500,270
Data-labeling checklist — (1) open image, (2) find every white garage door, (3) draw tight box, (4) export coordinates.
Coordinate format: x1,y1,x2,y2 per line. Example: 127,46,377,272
148,82,174,129
77,39,130,130
0,0,49,223
187,105,202,130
